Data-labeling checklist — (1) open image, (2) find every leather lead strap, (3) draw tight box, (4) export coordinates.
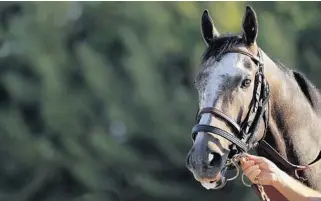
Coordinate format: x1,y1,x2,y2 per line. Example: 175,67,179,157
259,140,321,173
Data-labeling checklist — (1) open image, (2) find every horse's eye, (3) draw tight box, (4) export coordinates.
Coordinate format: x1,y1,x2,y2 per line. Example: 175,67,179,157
241,79,251,88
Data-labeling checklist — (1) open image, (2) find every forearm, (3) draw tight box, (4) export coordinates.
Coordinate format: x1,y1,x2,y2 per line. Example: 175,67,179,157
273,170,321,201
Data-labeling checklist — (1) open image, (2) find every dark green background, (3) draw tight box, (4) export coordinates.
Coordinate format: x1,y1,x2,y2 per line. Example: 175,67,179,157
0,2,320,201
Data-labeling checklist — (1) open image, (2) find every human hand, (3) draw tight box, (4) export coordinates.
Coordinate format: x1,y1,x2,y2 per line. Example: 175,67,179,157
240,154,282,186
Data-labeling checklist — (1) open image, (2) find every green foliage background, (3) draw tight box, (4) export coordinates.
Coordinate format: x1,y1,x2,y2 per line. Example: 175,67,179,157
0,2,321,201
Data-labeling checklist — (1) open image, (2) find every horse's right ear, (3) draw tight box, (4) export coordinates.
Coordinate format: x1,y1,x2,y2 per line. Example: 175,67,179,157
201,10,219,46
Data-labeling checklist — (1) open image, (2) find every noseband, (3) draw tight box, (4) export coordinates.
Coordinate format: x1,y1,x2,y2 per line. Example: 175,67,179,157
192,48,270,153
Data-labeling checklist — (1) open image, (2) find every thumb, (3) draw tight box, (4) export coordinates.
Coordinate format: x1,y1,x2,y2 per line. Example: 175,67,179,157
244,153,264,162
240,157,247,165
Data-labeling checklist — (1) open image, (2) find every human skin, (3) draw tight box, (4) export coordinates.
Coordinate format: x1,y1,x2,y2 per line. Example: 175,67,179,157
240,154,321,201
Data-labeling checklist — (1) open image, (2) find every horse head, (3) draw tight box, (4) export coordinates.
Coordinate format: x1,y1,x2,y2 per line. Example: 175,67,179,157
186,6,270,189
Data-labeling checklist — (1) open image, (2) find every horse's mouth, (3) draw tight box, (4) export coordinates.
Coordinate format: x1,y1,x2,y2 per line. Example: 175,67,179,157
199,167,228,190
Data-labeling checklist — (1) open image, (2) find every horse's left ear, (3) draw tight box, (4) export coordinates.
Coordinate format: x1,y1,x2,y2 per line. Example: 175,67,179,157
242,5,258,45
201,10,219,46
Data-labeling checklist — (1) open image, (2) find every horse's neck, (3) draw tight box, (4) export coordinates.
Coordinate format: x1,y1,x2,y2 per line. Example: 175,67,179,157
261,51,321,190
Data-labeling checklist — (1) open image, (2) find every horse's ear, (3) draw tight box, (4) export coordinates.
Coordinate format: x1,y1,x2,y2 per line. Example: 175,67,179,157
242,6,258,45
201,10,219,46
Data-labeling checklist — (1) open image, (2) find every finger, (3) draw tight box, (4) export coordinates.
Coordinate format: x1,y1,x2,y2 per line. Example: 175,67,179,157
244,154,266,163
247,169,261,183
240,157,250,165
240,157,253,166
256,174,272,185
241,155,268,172
244,165,260,176
240,158,246,165
241,160,255,172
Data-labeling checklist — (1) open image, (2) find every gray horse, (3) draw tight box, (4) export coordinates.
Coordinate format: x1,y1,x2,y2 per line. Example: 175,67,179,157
186,5,321,200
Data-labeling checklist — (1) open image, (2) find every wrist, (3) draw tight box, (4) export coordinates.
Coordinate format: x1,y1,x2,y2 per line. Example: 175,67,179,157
272,168,286,189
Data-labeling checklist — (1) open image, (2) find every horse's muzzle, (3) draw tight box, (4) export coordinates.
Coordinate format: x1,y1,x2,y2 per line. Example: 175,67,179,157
200,167,228,190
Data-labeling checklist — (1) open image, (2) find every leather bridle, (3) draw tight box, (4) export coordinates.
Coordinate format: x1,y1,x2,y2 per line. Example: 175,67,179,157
192,48,270,154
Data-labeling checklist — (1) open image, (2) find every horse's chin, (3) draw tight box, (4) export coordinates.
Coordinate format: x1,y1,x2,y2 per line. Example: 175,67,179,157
200,168,228,190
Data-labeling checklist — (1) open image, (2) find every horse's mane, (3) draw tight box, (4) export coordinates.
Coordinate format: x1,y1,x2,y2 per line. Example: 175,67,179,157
292,70,321,115
201,34,243,63
275,60,321,115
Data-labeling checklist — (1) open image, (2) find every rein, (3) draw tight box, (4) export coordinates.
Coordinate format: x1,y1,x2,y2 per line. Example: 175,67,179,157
191,47,321,201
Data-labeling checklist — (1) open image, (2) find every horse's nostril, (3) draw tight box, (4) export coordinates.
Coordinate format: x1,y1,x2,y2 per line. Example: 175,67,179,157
209,152,221,166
